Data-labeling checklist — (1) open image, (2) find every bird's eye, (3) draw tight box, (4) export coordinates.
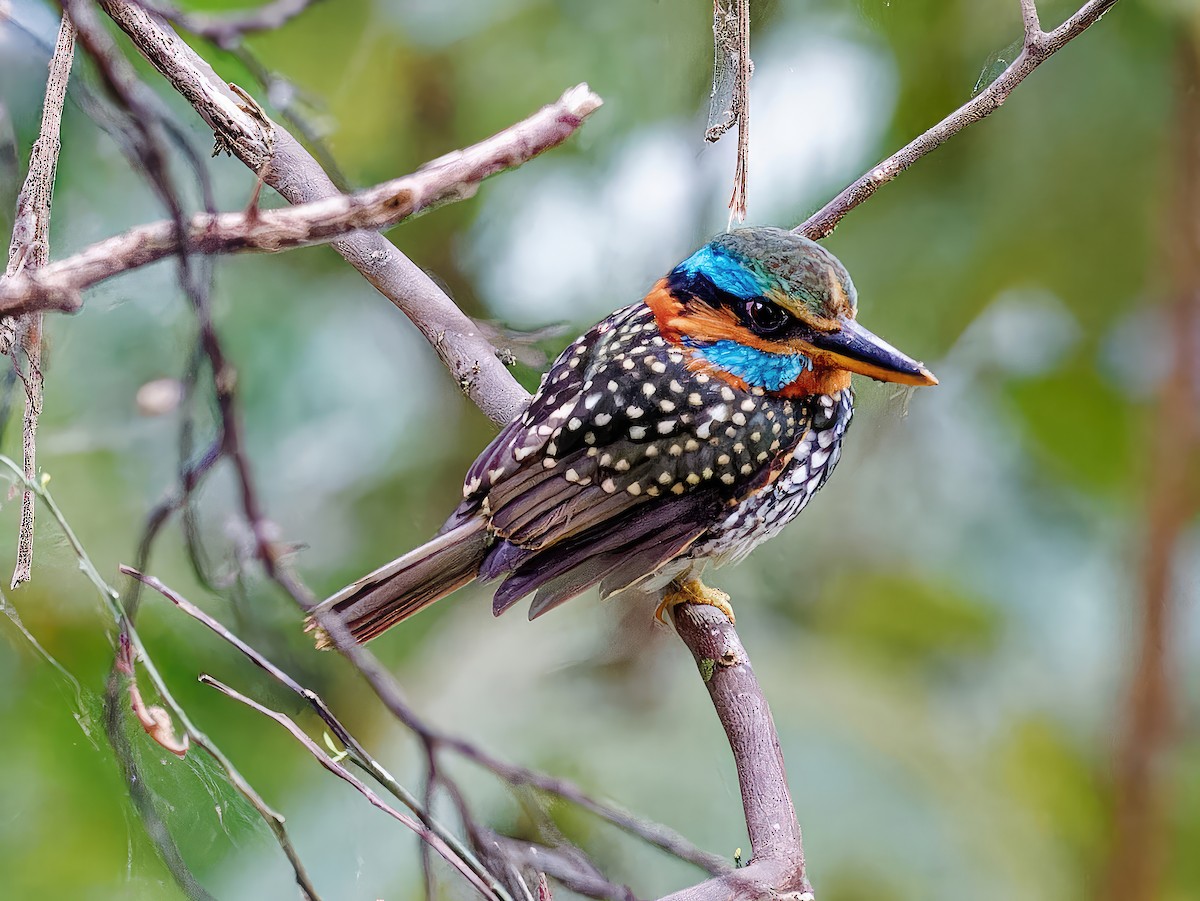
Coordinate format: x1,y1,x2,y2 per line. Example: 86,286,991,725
740,299,790,335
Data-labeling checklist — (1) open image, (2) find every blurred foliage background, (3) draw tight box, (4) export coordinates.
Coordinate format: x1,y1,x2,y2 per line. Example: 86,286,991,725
1,0,1198,899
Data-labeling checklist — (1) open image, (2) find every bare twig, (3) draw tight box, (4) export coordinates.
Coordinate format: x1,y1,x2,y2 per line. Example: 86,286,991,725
729,0,750,223
97,0,553,424
0,84,603,319
136,0,326,48
795,0,1121,240
2,13,75,588
299,593,730,881
121,564,515,901
1105,33,1200,901
706,0,751,223
0,455,321,901
200,674,502,901
485,832,636,901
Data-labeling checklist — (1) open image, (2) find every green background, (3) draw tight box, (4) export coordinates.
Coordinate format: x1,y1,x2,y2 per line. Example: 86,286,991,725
0,1,1197,899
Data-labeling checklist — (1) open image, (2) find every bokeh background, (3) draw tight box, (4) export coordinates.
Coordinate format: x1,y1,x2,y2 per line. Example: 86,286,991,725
1,0,1197,899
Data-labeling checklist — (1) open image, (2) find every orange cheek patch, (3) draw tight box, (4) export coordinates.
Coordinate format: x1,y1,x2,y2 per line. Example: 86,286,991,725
778,367,852,397
643,280,684,341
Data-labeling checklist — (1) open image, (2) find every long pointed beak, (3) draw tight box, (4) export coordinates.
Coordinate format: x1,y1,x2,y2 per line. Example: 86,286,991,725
805,318,938,387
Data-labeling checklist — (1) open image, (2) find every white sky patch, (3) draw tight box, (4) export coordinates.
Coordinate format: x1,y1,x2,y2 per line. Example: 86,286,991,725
703,30,897,226
467,127,699,326
467,21,895,328
374,0,532,46
950,288,1081,377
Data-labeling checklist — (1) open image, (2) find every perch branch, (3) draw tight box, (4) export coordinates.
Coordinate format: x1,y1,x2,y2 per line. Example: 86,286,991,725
658,604,811,901
794,0,1121,240
2,13,75,587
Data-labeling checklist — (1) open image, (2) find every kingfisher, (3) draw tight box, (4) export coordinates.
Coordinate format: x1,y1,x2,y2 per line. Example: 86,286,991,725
311,227,937,645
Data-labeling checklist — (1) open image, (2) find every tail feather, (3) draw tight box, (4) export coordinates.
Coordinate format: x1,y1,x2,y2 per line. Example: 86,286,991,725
307,520,488,646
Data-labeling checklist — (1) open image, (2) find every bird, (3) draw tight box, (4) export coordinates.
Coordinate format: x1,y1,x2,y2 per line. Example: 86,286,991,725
309,226,937,646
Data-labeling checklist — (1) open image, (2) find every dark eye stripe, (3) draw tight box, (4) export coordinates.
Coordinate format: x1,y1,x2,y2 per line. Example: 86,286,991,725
666,269,795,337
666,269,745,308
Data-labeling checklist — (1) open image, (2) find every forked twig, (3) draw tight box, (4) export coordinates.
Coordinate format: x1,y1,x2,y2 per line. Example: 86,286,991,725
795,0,1121,240
0,455,320,901
2,13,75,587
200,674,503,901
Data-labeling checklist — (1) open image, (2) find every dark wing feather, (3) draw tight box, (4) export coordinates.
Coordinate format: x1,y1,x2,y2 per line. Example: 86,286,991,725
494,492,718,616
441,300,812,617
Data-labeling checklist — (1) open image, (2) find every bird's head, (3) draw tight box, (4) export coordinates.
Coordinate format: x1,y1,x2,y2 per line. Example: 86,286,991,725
646,227,938,396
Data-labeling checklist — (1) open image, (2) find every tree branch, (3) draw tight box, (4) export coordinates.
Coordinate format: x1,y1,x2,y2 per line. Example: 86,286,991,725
0,83,602,320
97,0,537,424
657,604,811,901
200,674,502,901
794,0,1121,240
121,564,514,901
0,455,320,901
2,13,75,587
136,0,326,48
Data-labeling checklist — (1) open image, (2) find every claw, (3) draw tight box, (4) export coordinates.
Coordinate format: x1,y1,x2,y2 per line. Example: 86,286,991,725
656,578,735,625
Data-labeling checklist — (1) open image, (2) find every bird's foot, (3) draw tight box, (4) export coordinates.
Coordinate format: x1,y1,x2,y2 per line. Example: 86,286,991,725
655,578,735,625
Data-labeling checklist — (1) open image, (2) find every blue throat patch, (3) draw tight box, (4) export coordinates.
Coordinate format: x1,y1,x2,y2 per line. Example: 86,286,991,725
688,339,813,391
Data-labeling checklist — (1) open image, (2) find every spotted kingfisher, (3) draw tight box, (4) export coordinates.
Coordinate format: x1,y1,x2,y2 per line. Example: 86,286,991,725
312,227,937,644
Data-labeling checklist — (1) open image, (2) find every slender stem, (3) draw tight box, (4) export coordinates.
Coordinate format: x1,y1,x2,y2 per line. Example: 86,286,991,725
0,455,321,901
0,84,602,320
794,0,1121,240
122,565,514,901
200,674,501,901
2,13,75,587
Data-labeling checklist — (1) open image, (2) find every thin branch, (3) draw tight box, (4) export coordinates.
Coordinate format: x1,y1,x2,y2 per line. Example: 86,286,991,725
121,565,514,901
136,0,326,48
2,13,75,588
730,0,750,223
300,594,731,880
485,832,636,901
794,0,1121,240
1020,0,1043,44
200,674,502,901
0,83,602,318
0,455,320,901
97,0,546,424
705,0,751,223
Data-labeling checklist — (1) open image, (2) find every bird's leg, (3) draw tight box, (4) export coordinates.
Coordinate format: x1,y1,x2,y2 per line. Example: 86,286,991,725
656,577,736,625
